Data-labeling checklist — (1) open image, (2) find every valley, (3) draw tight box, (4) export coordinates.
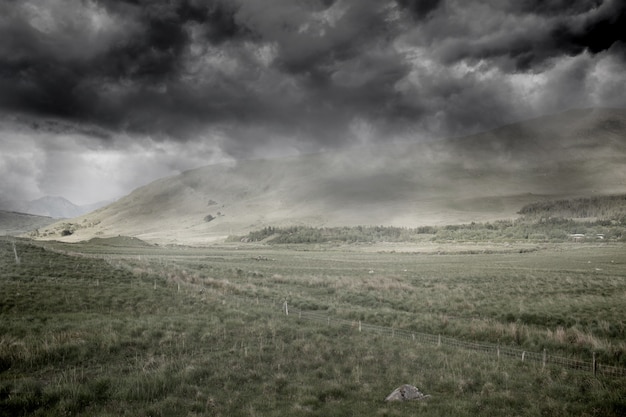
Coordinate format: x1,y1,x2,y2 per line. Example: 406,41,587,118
29,108,626,245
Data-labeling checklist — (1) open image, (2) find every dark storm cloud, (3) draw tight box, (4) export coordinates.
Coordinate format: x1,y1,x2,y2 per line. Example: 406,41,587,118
550,0,626,55
0,0,251,133
509,0,603,16
396,0,442,21
0,0,419,140
427,0,626,71
1,0,625,155
2,0,626,206
235,0,405,86
96,0,247,80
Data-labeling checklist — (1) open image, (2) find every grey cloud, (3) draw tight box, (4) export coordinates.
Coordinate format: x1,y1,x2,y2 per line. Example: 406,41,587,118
508,0,604,17
1,0,625,206
0,0,625,160
0,0,249,129
396,0,442,21
549,0,626,56
233,0,404,94
414,0,625,71
1,0,418,150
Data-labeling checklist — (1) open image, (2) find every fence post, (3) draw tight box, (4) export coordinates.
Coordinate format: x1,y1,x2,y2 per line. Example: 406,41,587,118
593,352,597,376
283,301,288,316
438,334,441,347
12,241,20,265
359,321,362,332
497,345,500,361
522,351,525,362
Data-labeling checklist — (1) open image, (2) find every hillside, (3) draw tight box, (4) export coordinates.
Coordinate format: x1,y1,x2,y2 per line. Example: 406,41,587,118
36,108,626,244
0,211,56,236
0,196,112,219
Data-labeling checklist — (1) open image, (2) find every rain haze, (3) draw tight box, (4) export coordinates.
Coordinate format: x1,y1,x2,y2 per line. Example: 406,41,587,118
1,0,625,205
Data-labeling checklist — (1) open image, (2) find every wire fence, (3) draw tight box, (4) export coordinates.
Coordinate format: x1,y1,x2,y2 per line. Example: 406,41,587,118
283,303,626,378
17,242,624,379
121,280,626,380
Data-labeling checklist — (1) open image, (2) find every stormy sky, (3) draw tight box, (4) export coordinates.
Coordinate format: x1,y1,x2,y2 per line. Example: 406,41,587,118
1,0,625,205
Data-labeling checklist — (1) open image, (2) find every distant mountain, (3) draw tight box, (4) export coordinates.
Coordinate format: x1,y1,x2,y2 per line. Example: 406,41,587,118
37,108,626,244
1,196,112,219
18,196,83,218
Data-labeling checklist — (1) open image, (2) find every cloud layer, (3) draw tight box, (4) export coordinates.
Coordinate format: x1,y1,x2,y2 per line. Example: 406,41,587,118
1,0,625,203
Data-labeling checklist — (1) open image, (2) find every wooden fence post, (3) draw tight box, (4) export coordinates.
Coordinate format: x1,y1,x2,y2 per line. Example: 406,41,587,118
521,351,525,362
438,334,441,347
283,301,288,316
12,241,20,265
359,321,362,332
593,352,597,376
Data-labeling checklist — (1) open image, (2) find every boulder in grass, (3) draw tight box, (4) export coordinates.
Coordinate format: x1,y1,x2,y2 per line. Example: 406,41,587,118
385,384,431,402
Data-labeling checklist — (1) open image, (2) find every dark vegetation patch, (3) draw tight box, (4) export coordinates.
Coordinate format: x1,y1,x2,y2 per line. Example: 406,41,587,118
240,219,625,244
518,194,626,221
239,195,626,244
85,236,153,247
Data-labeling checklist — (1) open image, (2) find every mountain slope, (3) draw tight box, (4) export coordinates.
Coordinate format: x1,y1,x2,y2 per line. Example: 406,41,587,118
0,196,113,219
19,196,84,218
0,211,56,236
38,108,626,244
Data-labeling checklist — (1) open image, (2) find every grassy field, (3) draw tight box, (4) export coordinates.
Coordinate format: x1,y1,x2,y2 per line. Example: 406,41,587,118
1,237,625,416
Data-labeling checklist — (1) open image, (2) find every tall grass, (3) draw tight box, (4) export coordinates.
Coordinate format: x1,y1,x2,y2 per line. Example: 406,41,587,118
102,241,626,366
1,238,625,416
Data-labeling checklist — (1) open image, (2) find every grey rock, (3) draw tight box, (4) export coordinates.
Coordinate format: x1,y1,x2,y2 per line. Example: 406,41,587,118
385,384,431,402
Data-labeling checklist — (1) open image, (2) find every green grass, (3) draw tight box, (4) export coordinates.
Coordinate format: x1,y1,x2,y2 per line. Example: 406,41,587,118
1,237,625,416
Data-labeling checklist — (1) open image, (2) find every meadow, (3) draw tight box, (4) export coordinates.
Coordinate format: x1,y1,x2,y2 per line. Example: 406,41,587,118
1,236,625,416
